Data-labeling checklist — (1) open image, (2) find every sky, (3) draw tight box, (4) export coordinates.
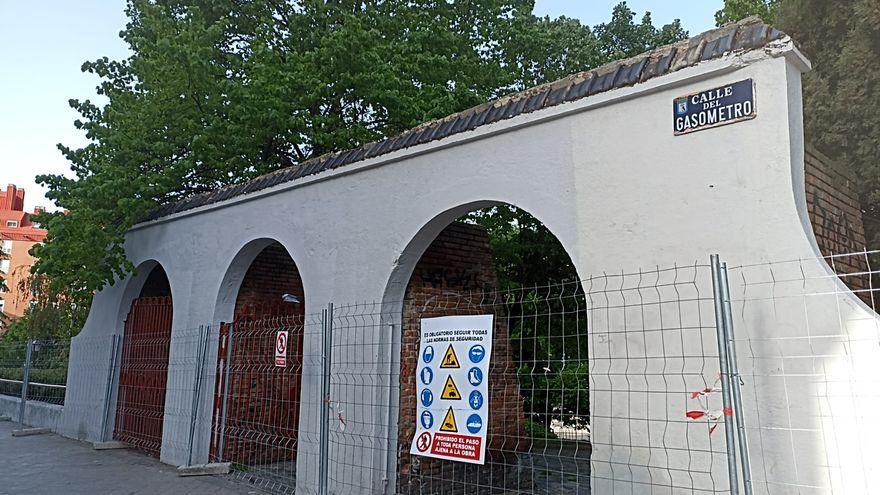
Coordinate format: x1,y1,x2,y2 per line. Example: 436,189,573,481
0,1,722,212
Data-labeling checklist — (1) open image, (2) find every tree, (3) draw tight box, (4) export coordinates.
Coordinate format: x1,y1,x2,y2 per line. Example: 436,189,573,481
715,0,780,25
719,1,880,253
35,1,686,333
772,0,880,249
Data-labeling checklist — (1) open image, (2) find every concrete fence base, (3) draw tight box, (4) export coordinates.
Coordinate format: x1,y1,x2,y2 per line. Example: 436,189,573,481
0,395,62,432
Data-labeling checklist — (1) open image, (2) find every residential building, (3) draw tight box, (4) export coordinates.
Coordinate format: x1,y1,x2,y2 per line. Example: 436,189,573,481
0,184,47,326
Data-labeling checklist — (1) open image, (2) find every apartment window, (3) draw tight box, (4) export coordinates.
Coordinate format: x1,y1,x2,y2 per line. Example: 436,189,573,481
0,240,10,254
5,220,17,227
0,259,9,274
0,299,5,314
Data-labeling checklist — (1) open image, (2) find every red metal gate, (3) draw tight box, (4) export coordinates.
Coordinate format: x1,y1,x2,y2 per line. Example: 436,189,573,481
210,303,304,466
114,296,173,457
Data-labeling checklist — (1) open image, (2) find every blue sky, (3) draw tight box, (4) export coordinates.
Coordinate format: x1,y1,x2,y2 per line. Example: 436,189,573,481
0,1,721,211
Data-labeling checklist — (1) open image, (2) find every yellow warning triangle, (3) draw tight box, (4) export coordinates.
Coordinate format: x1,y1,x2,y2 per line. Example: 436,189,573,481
441,375,462,400
439,344,460,368
440,406,458,432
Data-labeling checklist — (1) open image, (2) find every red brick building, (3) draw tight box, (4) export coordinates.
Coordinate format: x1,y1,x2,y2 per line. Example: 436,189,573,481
0,184,47,327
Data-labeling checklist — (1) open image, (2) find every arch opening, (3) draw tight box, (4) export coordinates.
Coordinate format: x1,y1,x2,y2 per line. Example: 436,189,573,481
113,262,174,458
208,240,306,491
394,204,589,494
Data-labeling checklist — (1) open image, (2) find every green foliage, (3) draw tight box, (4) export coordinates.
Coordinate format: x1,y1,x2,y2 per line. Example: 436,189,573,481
715,0,780,26
594,3,686,62
468,205,579,290
523,418,558,439
772,0,880,250
36,0,686,335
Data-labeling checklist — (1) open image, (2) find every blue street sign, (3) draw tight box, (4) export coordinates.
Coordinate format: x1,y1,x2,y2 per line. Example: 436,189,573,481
421,389,433,407
423,345,434,363
469,390,483,410
420,367,433,385
467,366,483,386
466,414,483,434
468,345,485,363
673,79,756,135
421,410,434,429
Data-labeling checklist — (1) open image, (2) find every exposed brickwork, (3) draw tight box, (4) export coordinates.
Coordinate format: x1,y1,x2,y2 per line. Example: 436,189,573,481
398,222,526,490
211,243,306,466
805,145,871,297
233,243,305,317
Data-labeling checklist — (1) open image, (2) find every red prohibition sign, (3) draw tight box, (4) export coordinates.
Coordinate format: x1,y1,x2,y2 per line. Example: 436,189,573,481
416,432,431,452
276,333,287,354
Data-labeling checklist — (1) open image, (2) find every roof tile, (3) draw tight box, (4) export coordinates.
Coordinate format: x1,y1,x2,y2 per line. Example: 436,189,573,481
143,17,788,222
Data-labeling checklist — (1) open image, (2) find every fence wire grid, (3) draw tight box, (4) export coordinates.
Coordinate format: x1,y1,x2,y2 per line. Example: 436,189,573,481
7,251,880,495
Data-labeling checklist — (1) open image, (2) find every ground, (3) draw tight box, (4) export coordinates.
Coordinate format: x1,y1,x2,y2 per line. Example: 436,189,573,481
0,420,255,495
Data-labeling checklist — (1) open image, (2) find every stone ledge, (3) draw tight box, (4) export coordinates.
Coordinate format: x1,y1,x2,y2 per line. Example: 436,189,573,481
177,462,232,477
12,427,51,437
91,440,129,450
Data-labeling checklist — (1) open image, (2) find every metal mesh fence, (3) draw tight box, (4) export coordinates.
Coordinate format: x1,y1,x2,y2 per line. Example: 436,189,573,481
0,339,69,407
15,253,880,493
727,250,880,494
316,263,732,494
0,340,28,401
208,311,324,494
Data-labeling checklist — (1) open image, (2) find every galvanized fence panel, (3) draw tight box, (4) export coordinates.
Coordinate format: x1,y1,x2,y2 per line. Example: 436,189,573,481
725,250,880,494
0,340,28,402
315,264,734,495
0,338,70,424
208,310,326,494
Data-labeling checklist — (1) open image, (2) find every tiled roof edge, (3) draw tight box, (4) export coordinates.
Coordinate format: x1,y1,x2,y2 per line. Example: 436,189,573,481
144,16,785,222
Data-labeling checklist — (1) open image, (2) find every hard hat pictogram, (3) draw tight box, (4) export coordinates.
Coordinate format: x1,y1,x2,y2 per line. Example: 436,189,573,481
439,344,460,368
440,375,461,400
440,406,458,432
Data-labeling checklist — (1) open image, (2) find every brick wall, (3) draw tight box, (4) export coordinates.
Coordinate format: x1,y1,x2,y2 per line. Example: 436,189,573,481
398,222,526,490
804,144,870,296
233,242,305,318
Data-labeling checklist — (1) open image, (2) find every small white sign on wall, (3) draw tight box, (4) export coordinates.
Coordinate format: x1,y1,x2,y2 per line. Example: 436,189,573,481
275,330,288,367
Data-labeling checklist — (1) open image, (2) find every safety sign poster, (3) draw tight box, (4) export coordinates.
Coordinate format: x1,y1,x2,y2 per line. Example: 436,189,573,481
409,314,493,464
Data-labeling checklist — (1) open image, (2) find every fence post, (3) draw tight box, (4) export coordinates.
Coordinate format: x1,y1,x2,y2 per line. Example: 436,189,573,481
319,303,334,495
100,334,120,441
187,325,210,466
216,323,234,463
719,261,753,495
711,255,739,494
18,340,34,425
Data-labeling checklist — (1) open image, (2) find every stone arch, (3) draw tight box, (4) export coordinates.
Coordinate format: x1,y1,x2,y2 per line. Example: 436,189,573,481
385,201,588,493
114,259,175,333
113,260,175,458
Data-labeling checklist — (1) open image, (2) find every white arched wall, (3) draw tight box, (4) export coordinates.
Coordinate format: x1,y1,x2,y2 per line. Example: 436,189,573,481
58,258,178,444
378,200,586,487
58,39,880,492
212,237,285,324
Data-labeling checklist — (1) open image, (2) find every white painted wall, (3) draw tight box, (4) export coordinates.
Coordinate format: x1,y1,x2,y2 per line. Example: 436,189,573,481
57,38,879,494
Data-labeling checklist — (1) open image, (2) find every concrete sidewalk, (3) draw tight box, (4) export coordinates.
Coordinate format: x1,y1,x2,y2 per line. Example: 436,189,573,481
0,421,256,494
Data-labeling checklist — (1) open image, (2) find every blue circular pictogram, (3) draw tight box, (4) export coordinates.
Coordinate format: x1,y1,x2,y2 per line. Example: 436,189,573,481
420,410,434,429
422,346,434,363
466,413,483,434
467,366,483,386
468,345,486,363
420,389,434,407
469,390,484,410
420,367,434,385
